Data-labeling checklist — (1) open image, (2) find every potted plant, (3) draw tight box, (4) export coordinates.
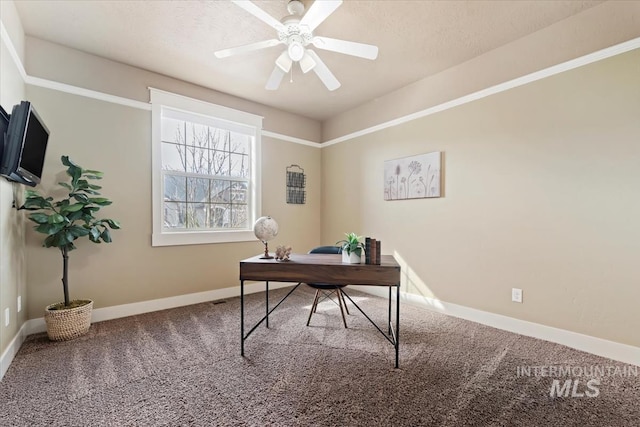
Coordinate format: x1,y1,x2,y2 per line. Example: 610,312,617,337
336,232,365,264
20,155,120,341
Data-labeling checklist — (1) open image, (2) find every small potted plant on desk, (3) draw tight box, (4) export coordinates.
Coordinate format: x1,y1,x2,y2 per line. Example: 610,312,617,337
337,232,365,264
20,155,121,341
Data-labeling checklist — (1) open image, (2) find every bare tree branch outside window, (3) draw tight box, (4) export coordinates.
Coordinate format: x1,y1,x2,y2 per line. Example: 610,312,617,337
161,119,250,230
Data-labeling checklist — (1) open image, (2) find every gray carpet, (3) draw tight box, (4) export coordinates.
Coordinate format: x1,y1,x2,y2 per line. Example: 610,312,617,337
1,286,638,426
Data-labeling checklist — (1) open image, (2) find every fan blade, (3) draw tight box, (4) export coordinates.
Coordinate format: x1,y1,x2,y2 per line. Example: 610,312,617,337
299,0,342,32
265,65,286,91
231,0,284,31
214,39,280,59
306,50,340,91
312,36,378,60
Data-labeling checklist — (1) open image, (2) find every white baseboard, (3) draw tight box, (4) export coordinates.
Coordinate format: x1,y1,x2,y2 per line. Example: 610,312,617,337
24,281,293,336
8,282,637,382
5,281,291,381
355,286,640,367
0,321,28,381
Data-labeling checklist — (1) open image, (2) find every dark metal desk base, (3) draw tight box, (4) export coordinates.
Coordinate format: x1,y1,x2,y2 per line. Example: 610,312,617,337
240,280,400,368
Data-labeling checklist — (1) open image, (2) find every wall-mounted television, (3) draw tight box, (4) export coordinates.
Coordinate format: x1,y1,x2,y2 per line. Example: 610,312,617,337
0,101,50,187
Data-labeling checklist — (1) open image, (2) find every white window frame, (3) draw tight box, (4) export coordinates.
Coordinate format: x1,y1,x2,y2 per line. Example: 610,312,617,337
150,88,262,246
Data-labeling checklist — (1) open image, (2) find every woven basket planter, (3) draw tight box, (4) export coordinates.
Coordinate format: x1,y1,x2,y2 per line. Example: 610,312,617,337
44,300,93,341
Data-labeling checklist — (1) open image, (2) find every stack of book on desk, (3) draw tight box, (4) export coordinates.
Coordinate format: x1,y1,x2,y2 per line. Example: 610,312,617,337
364,237,382,265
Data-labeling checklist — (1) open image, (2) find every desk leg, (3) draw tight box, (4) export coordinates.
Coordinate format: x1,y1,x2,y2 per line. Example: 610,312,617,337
395,282,400,369
241,280,245,357
266,281,269,329
388,286,392,335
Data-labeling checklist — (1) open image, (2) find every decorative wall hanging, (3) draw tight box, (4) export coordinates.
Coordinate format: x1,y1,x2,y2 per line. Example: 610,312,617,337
384,151,441,200
286,164,306,204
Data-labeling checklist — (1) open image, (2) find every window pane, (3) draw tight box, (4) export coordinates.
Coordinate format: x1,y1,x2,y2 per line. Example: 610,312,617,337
210,179,230,203
162,143,185,172
230,154,249,177
187,178,209,203
209,128,230,151
210,204,231,229
164,175,186,202
161,118,184,144
188,123,209,149
185,147,210,174
230,133,250,154
164,202,186,228
231,205,248,229
230,181,248,203
185,203,207,228
211,150,230,176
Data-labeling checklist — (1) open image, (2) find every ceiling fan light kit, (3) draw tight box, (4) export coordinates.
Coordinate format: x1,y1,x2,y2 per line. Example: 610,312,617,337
275,51,292,73
287,39,305,62
215,0,379,91
299,53,316,74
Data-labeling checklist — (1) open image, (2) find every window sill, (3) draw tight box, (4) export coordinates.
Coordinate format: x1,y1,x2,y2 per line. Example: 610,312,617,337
152,229,256,247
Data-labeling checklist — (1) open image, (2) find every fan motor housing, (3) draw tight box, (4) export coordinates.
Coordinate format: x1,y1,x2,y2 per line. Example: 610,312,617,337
279,17,313,45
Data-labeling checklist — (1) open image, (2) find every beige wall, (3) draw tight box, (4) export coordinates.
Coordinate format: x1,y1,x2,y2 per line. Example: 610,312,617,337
12,30,322,319
4,0,638,359
25,37,322,143
0,0,27,358
322,1,640,142
23,87,321,318
322,48,640,347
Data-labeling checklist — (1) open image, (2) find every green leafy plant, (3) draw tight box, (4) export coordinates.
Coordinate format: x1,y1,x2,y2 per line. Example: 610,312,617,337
336,232,365,257
20,155,121,309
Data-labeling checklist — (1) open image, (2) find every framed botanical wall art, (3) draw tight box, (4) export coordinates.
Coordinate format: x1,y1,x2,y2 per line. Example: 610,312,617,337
384,151,441,200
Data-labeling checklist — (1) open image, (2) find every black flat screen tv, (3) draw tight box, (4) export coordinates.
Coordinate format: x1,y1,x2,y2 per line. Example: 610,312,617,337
0,101,50,187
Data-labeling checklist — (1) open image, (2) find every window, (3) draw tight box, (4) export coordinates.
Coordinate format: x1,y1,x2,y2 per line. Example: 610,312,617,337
151,89,262,246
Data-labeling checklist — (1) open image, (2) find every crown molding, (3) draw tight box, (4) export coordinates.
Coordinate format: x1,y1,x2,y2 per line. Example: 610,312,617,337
322,37,640,147
4,18,638,148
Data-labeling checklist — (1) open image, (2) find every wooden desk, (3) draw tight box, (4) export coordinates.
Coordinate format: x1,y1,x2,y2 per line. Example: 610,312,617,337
239,253,402,368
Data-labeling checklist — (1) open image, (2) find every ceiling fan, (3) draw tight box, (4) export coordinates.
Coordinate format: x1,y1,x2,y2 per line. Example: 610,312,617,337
214,0,378,91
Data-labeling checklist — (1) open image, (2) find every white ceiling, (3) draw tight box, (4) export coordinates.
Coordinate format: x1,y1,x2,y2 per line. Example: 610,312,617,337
14,0,603,121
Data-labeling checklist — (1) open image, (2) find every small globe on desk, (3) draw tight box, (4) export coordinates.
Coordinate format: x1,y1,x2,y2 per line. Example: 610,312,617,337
253,216,279,259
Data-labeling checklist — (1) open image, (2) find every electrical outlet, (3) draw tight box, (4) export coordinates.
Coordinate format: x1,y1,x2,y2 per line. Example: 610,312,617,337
4,308,9,327
512,288,523,303
17,296,22,313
